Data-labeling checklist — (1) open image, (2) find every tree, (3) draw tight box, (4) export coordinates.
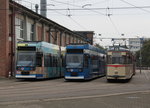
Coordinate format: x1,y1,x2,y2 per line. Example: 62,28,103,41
94,43,105,50
136,40,150,67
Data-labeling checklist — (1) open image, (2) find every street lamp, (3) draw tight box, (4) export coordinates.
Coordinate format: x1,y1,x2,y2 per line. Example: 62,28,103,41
136,36,143,74
139,38,143,74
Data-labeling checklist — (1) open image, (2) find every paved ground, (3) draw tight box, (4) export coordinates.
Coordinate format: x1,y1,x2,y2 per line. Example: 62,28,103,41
0,70,150,108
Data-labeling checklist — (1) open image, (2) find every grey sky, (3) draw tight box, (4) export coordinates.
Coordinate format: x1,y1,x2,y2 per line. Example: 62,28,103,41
15,0,150,46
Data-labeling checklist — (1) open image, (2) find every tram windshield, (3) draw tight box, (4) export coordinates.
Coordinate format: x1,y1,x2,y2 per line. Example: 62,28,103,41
66,54,83,68
17,52,36,66
107,55,126,64
112,57,125,64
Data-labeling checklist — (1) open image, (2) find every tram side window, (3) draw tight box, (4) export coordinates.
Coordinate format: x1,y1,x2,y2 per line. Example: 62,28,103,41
44,54,51,67
36,53,43,67
62,55,65,67
121,56,126,64
92,60,98,68
127,56,132,64
52,56,55,67
91,56,99,68
49,55,52,67
52,55,58,67
84,54,89,67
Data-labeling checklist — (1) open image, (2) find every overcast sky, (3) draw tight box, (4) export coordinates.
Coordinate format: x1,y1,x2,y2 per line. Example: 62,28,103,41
15,0,150,46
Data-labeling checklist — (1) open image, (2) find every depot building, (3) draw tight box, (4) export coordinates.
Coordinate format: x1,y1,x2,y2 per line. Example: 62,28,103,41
0,0,94,78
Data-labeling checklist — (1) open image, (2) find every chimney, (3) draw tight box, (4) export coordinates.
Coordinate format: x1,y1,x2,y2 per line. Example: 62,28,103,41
35,4,39,14
40,0,47,17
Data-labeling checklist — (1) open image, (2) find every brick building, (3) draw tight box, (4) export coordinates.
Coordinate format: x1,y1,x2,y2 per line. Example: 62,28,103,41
0,0,93,78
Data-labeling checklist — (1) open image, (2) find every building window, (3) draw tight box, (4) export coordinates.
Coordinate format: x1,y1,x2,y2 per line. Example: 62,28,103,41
15,18,24,39
27,22,34,41
30,24,34,41
20,20,24,38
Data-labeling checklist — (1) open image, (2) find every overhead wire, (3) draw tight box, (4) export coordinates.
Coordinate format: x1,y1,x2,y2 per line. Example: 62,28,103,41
11,0,150,16
50,0,106,16
46,3,88,30
50,0,82,8
106,0,120,36
119,0,150,14
107,16,121,35
51,10,66,16
45,6,150,11
92,0,110,5
68,16,88,30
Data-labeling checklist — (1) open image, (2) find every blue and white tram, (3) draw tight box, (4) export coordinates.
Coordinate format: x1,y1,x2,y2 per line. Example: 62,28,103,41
65,44,106,80
16,41,65,79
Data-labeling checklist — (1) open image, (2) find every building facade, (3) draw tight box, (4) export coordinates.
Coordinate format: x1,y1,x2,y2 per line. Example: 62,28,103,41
0,0,93,78
128,38,150,53
129,38,142,53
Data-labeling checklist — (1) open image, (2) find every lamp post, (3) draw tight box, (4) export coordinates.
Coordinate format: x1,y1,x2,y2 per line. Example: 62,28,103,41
139,38,143,74
136,36,143,74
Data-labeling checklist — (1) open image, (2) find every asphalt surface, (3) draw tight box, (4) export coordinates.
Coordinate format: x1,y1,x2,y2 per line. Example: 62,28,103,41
0,70,150,108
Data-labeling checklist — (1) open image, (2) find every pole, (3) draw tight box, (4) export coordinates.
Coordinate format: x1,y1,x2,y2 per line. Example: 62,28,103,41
59,32,62,77
139,38,142,74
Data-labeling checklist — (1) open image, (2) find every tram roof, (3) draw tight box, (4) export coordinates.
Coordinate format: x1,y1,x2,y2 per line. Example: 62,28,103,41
17,41,65,54
66,44,106,54
18,41,58,47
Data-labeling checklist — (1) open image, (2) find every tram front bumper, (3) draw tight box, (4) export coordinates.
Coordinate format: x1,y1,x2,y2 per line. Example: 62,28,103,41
15,74,36,79
65,76,84,80
107,75,126,79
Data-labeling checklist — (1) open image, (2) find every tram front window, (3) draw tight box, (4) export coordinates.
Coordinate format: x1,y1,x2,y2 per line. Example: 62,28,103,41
112,57,125,64
66,54,83,68
17,52,36,66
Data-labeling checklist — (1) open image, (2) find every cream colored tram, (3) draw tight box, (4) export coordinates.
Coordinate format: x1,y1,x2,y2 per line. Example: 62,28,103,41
106,46,135,81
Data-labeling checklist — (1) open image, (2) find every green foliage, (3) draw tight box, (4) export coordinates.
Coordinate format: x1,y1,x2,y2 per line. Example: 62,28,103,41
94,43,105,50
136,40,150,67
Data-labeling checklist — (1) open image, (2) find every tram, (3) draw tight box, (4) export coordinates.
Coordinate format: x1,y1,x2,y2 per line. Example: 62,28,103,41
65,44,106,80
106,45,135,81
16,41,65,79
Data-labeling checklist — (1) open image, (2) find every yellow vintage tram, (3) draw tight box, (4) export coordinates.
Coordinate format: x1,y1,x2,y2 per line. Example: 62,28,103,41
106,45,135,81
